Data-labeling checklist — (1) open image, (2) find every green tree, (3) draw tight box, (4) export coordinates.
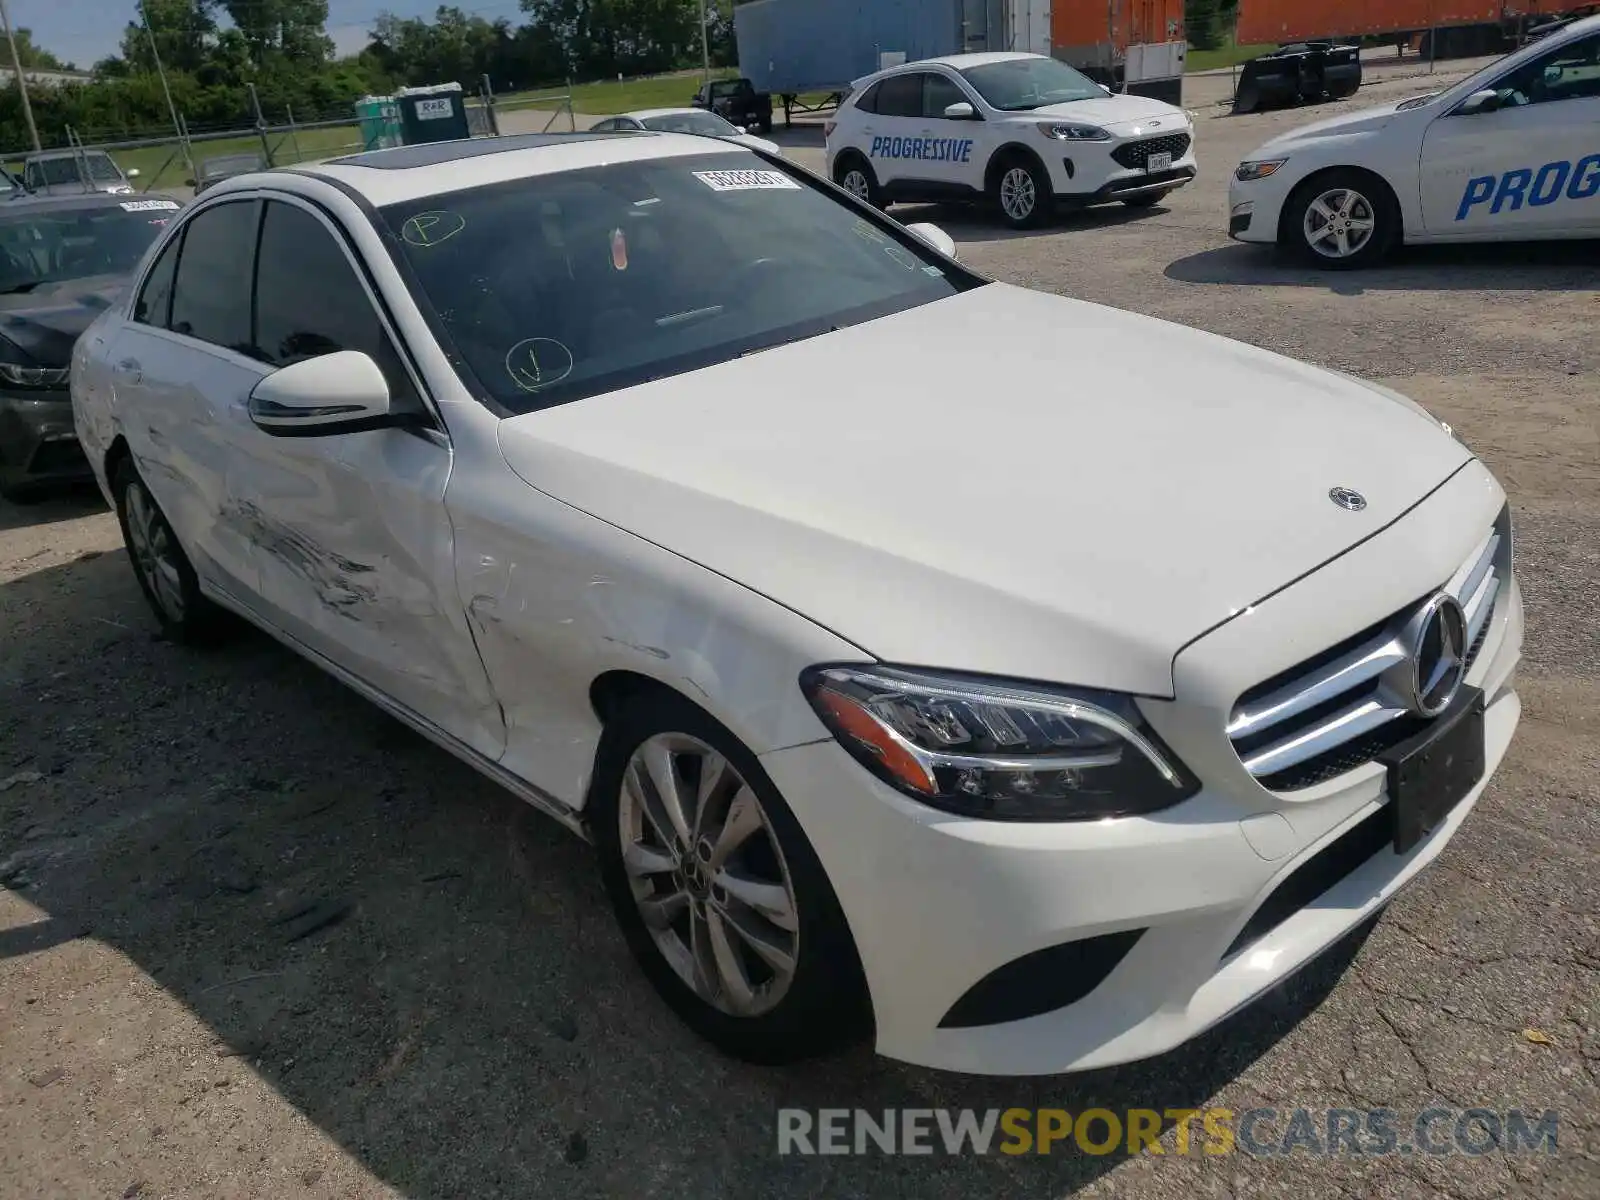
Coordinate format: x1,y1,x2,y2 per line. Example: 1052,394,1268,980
117,0,217,75
7,27,71,70
1186,0,1224,52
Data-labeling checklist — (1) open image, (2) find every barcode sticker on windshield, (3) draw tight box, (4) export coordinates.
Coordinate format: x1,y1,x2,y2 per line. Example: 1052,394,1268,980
692,169,799,192
120,199,180,212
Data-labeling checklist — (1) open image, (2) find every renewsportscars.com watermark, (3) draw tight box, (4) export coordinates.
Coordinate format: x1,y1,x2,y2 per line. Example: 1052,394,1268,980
776,1107,1562,1158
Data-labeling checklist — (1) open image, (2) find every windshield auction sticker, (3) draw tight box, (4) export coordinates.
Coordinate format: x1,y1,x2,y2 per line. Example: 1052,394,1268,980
119,199,180,211
692,169,799,192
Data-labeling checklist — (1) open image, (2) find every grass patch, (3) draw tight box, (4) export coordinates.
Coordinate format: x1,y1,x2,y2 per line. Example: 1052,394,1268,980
1187,43,1277,72
6,124,363,193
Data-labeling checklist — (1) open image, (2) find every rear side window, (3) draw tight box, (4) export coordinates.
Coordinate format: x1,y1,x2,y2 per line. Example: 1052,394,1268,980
168,199,260,354
132,233,181,328
253,200,419,407
853,82,881,114
875,74,923,117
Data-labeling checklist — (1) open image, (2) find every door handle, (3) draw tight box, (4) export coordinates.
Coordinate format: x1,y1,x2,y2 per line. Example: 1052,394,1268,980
114,358,142,385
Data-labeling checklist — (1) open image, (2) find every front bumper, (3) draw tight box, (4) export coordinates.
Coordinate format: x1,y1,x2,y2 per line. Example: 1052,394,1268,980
1228,168,1298,244
762,462,1522,1076
1046,133,1199,207
0,391,92,491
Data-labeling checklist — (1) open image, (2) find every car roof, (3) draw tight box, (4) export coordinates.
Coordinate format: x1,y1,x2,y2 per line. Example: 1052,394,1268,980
850,50,1043,89
25,149,115,161
281,131,748,206
623,108,714,120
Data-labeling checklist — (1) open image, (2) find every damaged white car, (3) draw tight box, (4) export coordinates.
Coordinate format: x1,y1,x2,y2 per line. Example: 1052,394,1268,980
72,132,1522,1076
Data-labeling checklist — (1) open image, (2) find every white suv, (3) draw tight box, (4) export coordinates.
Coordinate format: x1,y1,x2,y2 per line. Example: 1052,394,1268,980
826,52,1198,228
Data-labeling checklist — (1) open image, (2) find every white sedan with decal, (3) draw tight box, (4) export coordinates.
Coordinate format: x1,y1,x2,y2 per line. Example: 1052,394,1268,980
1230,13,1600,268
73,131,1521,1076
826,52,1197,229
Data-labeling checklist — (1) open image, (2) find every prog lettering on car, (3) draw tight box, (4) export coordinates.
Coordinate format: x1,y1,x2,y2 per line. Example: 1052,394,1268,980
868,136,974,164
1455,153,1600,220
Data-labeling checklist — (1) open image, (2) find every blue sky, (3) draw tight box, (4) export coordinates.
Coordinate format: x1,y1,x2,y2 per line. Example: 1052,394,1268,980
13,0,532,70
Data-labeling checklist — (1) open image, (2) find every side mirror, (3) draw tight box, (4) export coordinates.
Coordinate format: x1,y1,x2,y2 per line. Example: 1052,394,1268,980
248,351,398,437
1460,88,1502,114
126,168,140,178
942,101,977,120
904,221,958,260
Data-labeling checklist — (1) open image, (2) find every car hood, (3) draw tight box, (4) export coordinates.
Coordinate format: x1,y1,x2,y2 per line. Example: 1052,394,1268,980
497,284,1471,696
0,274,127,366
1252,98,1418,153
1026,94,1185,129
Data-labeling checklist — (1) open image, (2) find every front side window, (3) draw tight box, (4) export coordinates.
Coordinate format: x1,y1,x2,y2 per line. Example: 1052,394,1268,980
960,56,1103,110
1487,32,1600,106
641,111,740,137
924,73,971,118
380,151,976,415
253,200,417,406
0,201,176,297
168,200,260,354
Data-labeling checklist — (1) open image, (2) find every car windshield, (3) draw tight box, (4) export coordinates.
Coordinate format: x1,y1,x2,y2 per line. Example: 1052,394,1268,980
30,154,122,185
641,111,739,137
380,151,973,415
0,201,175,295
960,57,1104,110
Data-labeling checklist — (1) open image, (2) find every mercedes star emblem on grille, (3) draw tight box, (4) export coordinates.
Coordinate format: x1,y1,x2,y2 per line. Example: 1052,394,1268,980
1328,486,1367,511
1405,593,1469,717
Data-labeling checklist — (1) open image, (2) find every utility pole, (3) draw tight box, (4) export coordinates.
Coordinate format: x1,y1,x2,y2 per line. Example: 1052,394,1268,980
699,0,712,86
140,0,193,177
0,0,40,153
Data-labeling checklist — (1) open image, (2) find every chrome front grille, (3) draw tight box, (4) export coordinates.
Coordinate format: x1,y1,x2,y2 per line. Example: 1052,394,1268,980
1228,509,1508,792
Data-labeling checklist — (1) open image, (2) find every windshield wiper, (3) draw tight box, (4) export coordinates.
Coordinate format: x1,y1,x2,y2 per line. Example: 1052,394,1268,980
737,324,840,358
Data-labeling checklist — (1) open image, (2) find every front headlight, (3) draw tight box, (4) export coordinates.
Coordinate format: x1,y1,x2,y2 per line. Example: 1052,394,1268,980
800,665,1198,821
0,363,69,389
1235,158,1288,181
1038,121,1111,141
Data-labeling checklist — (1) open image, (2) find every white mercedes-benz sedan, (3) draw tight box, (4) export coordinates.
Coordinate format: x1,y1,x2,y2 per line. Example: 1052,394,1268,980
71,130,1523,1077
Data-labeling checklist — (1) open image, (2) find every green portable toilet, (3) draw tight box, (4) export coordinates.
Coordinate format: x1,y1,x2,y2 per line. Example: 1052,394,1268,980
396,83,471,145
355,95,402,150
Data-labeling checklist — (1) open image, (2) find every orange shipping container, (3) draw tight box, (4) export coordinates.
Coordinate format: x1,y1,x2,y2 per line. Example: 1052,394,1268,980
1053,0,1187,66
1237,0,1577,43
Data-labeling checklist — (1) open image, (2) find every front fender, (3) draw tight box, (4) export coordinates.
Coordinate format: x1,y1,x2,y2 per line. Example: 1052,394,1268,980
446,453,869,810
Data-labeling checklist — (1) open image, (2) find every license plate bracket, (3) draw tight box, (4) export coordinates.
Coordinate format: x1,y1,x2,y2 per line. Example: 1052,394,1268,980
1147,151,1173,172
1381,687,1485,854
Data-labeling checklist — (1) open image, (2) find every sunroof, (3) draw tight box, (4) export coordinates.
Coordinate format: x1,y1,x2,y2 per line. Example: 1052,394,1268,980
325,132,641,171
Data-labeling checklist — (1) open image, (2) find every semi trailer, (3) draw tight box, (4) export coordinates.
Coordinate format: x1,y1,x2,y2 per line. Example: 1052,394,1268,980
1237,0,1598,59
733,0,1191,125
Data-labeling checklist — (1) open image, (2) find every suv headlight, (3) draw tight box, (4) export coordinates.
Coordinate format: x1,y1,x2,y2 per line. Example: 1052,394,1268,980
0,363,69,389
1038,121,1111,141
800,665,1198,821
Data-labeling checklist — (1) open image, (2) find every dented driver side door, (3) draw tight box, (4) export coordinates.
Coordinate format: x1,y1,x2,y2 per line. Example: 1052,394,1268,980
230,196,506,760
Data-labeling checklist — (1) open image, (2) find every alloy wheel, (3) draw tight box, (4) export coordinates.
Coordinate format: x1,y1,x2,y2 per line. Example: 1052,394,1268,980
124,480,186,622
1302,187,1377,260
841,168,870,201
1000,166,1037,222
618,733,799,1017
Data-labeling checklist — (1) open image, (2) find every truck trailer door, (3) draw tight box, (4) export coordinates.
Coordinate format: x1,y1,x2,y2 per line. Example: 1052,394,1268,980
1008,0,1051,55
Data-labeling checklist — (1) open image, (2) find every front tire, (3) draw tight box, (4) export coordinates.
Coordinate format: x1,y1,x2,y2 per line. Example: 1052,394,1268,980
112,457,226,643
590,690,871,1064
991,153,1051,229
1281,169,1399,269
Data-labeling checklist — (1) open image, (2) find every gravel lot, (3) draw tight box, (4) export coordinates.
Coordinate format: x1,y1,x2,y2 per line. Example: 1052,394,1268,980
2,58,1597,1200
